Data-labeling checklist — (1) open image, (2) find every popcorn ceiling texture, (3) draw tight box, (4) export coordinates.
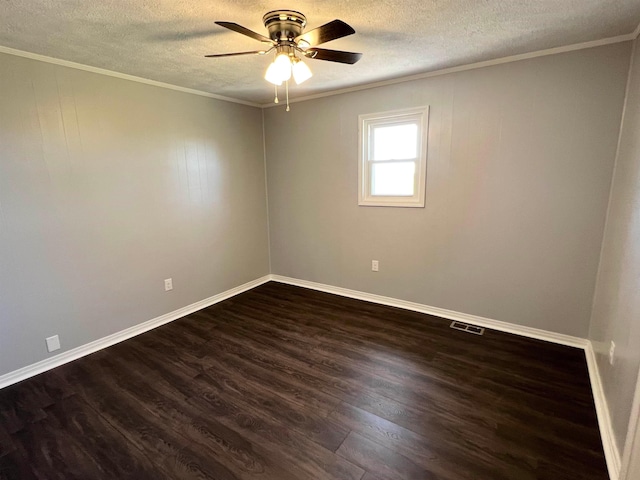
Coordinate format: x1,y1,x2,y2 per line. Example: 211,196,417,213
1,0,639,104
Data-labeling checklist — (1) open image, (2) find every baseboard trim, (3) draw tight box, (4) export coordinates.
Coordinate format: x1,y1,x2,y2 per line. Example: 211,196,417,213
585,342,622,480
269,274,620,479
0,275,271,389
0,273,621,480
270,275,588,348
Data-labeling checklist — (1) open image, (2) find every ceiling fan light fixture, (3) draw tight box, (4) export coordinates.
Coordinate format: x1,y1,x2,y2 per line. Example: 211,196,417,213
208,10,362,109
292,58,312,84
274,53,292,80
265,61,283,85
265,52,293,85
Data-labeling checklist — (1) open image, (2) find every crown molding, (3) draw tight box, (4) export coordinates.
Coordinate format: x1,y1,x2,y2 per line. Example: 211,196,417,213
263,32,636,108
0,45,261,108
1,27,638,111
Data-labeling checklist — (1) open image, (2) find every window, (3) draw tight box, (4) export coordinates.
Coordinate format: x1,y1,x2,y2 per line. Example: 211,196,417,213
358,106,429,207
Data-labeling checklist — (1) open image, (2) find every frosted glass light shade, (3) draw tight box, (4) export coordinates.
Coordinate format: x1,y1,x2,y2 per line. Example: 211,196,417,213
265,54,292,85
265,61,283,85
292,59,312,84
274,54,292,81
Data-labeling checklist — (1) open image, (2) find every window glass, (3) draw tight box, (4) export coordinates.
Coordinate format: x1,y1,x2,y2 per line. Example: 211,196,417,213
372,124,418,161
371,162,415,196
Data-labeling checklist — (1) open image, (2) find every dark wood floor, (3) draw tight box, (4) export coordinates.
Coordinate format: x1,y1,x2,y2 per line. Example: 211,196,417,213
0,282,608,479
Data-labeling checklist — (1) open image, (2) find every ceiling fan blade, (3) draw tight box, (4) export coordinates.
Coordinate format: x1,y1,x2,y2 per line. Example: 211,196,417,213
295,20,355,47
215,21,273,44
205,50,269,58
304,48,362,64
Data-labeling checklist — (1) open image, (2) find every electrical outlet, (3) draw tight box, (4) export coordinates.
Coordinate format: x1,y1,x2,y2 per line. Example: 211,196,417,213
609,341,616,365
46,335,60,353
164,278,173,291
372,260,379,272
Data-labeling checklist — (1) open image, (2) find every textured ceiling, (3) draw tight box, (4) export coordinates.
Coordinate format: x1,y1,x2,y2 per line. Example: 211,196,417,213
1,1,640,104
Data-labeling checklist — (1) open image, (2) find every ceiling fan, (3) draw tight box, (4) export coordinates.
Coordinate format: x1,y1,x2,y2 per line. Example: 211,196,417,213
205,10,362,109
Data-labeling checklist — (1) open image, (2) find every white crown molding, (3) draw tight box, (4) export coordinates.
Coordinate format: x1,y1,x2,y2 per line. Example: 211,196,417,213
585,342,622,480
2,30,636,111
0,275,271,389
263,33,636,108
0,45,261,108
270,275,588,348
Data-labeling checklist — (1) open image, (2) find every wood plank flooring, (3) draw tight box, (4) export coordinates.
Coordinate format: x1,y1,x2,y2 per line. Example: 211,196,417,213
0,282,608,479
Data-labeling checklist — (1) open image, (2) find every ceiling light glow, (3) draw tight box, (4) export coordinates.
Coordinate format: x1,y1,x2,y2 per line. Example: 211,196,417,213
292,58,312,84
265,53,293,85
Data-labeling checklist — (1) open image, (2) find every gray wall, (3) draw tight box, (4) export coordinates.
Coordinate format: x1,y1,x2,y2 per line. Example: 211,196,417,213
264,43,630,338
0,53,270,376
0,41,634,379
590,38,640,453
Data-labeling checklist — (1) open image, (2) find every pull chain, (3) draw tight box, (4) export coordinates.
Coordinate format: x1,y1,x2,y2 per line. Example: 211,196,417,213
285,80,290,112
274,84,279,104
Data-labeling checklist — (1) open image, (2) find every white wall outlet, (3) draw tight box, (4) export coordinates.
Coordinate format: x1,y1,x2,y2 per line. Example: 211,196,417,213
46,335,60,353
609,341,616,365
164,278,173,291
372,260,379,272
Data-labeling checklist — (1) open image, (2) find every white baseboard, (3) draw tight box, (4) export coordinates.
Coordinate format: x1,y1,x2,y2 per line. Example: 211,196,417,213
585,342,622,480
0,273,621,480
270,275,588,348
270,274,620,479
0,275,271,389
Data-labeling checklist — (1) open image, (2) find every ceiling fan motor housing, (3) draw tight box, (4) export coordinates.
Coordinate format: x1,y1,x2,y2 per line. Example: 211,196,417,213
263,10,307,43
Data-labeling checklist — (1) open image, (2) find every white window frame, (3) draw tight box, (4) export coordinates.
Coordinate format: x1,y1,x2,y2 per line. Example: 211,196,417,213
358,106,429,207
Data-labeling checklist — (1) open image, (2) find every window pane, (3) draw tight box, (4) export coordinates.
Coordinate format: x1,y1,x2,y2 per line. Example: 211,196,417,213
371,162,415,196
372,123,418,160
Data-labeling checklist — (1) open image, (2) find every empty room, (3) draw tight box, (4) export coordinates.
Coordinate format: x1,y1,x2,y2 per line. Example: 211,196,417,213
2,1,640,479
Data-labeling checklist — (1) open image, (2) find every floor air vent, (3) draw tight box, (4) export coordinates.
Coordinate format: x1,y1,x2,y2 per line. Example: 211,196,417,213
450,321,485,335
